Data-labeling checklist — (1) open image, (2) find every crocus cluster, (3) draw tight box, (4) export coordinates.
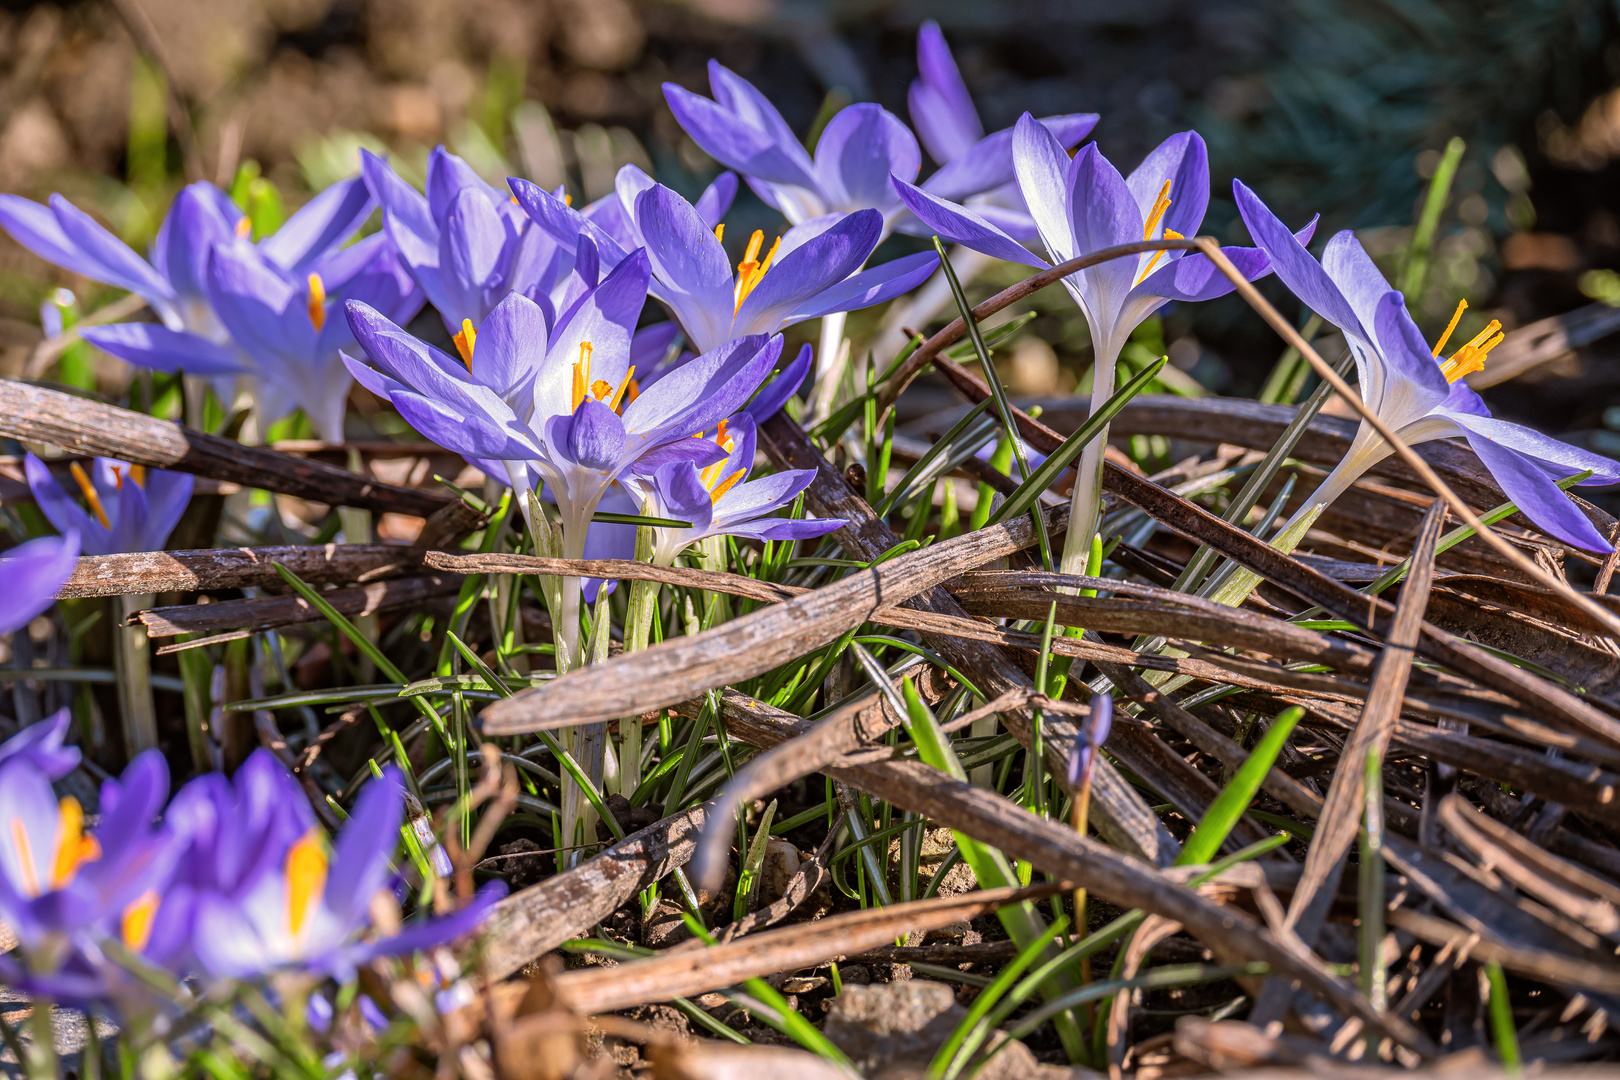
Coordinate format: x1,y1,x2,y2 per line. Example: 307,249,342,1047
0,714,503,1011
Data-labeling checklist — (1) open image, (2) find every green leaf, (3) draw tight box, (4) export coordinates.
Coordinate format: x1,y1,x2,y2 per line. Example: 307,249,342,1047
1175,706,1303,867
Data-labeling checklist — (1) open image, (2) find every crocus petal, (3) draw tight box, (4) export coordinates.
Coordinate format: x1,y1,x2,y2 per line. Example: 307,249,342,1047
733,209,882,332
635,184,736,352
706,61,818,178
0,196,143,292
1368,289,1451,419
621,334,783,447
259,174,375,273
81,323,249,377
813,103,921,211
920,127,1022,202
544,249,651,422
344,881,507,968
695,172,739,228
439,186,509,324
728,516,846,542
155,184,239,301
744,343,812,423
1012,113,1081,264
1448,414,1617,552
1127,131,1209,242
0,708,80,779
110,476,151,553
553,399,627,472
361,150,439,260
326,767,404,921
140,469,194,551
48,195,177,302
1041,113,1102,149
779,250,940,324
392,391,539,460
427,146,503,220
24,455,106,552
890,180,1046,269
0,532,79,636
652,461,717,536
664,82,820,190
1233,181,1365,337
910,20,982,163
471,292,548,406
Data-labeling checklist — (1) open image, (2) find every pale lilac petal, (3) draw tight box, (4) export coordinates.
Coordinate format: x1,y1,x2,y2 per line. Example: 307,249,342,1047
155,184,238,301
634,184,735,352
910,20,981,163
1370,289,1451,408
1011,113,1079,264
40,196,174,301
1233,181,1364,337
141,469,194,550
652,461,717,535
539,249,651,423
1126,131,1209,241
0,708,79,779
24,456,103,552
326,766,403,921
785,250,939,324
471,292,548,405
1448,414,1617,552
890,180,1046,268
0,196,125,287
695,172,739,228
260,174,375,273
79,323,248,377
664,82,819,189
621,334,782,446
705,61,816,178
438,187,508,323
426,147,502,219
733,209,882,331
812,104,921,210
745,343,812,423
1040,113,1101,149
554,399,626,471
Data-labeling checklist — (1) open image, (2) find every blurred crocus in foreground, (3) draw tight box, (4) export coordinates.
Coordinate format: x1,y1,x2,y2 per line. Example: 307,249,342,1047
187,763,504,981
0,708,80,778
0,531,80,636
1235,182,1620,553
894,116,1309,572
1066,693,1114,795
25,455,191,556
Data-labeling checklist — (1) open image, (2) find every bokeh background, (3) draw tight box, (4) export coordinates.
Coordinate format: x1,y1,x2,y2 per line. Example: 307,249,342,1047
2,0,1620,442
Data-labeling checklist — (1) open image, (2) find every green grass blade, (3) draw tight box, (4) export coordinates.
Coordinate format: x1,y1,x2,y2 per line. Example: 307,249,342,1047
1175,707,1303,866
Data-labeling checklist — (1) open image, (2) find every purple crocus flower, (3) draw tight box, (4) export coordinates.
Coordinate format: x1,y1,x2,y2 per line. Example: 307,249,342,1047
512,169,938,354
908,21,1098,241
0,749,177,1004
25,455,192,556
1066,692,1113,792
895,116,1312,570
0,177,373,349
0,532,80,637
187,764,504,981
360,147,573,337
612,411,845,567
1235,183,1620,553
0,709,80,779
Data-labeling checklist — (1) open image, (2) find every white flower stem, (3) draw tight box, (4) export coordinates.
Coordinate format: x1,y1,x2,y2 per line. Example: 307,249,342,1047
809,309,850,424
620,516,660,798
113,593,157,756
1059,338,1123,574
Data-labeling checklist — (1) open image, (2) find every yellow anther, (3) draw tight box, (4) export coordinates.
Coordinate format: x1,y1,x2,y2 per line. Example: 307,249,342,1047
591,379,613,400
452,319,477,368
713,223,725,244
1142,180,1173,241
624,378,641,405
285,827,328,938
732,231,782,315
1432,300,1468,358
121,891,160,951
50,797,99,889
1135,229,1185,285
235,217,252,240
607,366,636,412
1440,319,1503,383
9,817,38,896
563,193,573,207
129,464,145,488
571,341,594,411
113,468,124,491
69,461,111,530
306,273,327,332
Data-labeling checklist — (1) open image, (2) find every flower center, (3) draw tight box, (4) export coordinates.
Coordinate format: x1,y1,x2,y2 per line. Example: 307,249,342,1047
453,318,477,368
1432,300,1503,383
570,341,635,413
696,420,745,503
121,891,160,951
285,827,328,939
306,273,327,333
1134,180,1183,285
719,225,783,316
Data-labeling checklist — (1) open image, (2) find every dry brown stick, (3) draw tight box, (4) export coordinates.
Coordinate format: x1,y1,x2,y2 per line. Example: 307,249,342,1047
696,686,1431,1053
1389,908,1620,996
0,380,449,518
550,886,1060,1015
479,806,707,980
755,411,1175,864
142,574,461,648
1252,500,1446,1027
1193,238,1620,643
476,501,1063,731
423,551,801,604
59,544,418,599
929,356,1620,748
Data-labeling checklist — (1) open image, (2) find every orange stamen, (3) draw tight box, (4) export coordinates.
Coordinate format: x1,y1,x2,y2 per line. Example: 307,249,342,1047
128,464,146,488
306,273,327,332
235,217,252,240
1136,228,1184,285
69,461,111,529
571,341,594,411
121,891,160,951
1432,300,1468,358
708,469,745,503
713,223,725,244
607,366,636,412
1142,181,1172,241
732,231,781,314
285,828,328,938
453,319,478,368
49,797,100,889
1440,319,1503,383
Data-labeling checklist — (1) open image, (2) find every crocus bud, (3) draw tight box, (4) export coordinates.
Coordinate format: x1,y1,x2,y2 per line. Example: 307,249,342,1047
1067,693,1114,790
